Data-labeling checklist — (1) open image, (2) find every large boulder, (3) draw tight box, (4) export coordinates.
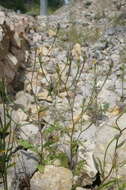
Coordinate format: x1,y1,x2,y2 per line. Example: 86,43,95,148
31,165,73,190
94,114,126,179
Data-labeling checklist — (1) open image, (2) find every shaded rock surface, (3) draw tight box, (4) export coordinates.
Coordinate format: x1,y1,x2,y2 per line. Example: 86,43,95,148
7,150,38,190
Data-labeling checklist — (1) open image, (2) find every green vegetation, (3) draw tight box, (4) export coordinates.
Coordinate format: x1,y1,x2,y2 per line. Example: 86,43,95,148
0,0,63,14
0,79,15,190
109,13,126,27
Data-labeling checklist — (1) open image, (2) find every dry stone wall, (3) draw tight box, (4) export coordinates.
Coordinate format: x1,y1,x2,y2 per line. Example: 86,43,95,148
0,10,34,93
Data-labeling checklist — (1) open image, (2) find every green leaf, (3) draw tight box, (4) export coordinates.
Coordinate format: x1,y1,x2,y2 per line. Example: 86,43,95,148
18,140,33,149
44,139,56,148
7,162,16,169
4,119,11,132
55,152,69,168
37,164,45,173
0,131,9,139
119,183,126,190
44,123,62,134
102,103,109,112
98,179,117,189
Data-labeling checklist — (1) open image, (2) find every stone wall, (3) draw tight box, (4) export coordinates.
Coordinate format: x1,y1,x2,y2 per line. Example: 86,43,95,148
0,10,33,93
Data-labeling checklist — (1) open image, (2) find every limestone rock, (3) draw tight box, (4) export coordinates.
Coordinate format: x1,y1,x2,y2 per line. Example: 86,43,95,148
13,32,21,48
7,53,18,66
19,122,39,141
15,91,33,110
72,43,82,60
76,187,87,190
0,11,5,25
48,29,56,37
10,150,38,190
37,90,52,102
94,120,126,177
37,46,49,56
0,26,3,42
31,165,73,190
33,33,42,43
11,109,27,123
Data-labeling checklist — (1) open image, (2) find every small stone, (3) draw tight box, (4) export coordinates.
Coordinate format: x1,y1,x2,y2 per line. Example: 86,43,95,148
12,109,27,123
59,92,67,98
72,43,82,60
37,90,52,102
111,54,120,64
48,29,56,37
15,91,33,109
28,104,48,121
13,32,21,48
20,122,39,140
37,46,49,56
7,53,18,66
76,187,87,190
0,11,5,24
33,33,42,43
105,27,116,36
73,176,79,185
0,26,3,42
93,41,108,50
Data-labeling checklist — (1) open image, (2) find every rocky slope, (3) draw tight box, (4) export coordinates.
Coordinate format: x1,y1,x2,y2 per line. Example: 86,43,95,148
0,1,126,190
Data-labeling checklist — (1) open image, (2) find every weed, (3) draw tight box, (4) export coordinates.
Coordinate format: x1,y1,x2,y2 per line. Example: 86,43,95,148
0,79,15,190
